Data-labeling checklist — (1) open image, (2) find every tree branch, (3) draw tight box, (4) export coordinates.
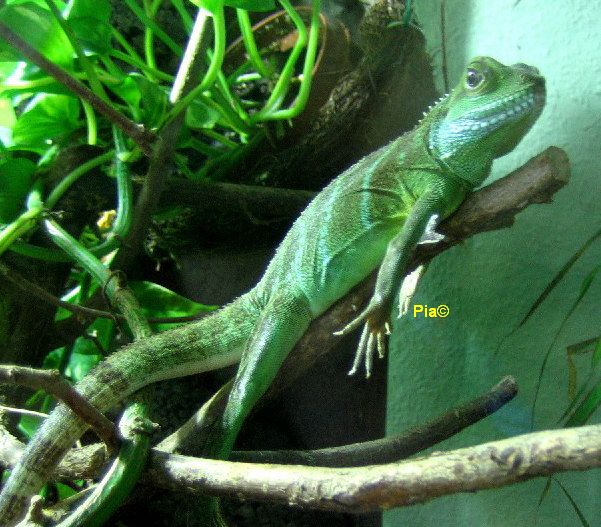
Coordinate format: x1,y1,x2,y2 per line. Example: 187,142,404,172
144,423,601,513
111,11,212,272
231,376,518,466
7,378,601,516
0,366,119,451
0,261,119,323
272,146,571,394
0,376,517,477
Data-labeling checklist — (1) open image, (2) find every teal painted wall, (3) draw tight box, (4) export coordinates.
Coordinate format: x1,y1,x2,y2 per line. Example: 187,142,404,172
385,1,601,526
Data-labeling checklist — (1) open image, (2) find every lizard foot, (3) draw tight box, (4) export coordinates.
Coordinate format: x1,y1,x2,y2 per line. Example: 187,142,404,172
334,299,391,378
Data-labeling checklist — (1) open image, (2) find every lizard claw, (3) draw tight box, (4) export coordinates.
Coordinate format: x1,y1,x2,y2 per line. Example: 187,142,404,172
335,299,391,378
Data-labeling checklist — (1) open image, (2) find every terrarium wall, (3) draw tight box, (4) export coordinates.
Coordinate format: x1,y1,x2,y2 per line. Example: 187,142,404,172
385,1,601,526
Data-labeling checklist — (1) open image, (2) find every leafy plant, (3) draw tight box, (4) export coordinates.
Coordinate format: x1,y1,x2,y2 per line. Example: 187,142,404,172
0,0,321,522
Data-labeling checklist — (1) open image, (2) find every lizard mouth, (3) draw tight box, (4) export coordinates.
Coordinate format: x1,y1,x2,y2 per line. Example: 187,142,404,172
467,82,546,132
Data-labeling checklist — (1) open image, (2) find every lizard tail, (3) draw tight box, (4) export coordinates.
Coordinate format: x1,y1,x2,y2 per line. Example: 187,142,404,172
0,293,260,526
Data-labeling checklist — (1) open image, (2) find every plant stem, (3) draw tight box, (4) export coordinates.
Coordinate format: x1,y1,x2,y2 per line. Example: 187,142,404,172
236,8,270,78
46,151,114,209
0,207,42,258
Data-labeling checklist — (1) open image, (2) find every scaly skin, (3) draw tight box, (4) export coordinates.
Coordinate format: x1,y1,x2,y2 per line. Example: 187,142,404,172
0,57,545,526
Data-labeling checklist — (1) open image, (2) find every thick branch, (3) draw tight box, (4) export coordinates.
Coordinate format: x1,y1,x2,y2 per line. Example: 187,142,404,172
1,377,517,477
419,146,571,259
0,366,119,450
161,179,315,227
145,424,601,512
8,381,601,516
8,423,601,515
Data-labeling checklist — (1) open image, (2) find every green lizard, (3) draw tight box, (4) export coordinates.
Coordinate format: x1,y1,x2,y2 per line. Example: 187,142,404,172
0,56,545,526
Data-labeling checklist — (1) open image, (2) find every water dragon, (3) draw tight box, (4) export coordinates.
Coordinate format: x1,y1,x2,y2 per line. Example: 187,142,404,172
0,56,545,525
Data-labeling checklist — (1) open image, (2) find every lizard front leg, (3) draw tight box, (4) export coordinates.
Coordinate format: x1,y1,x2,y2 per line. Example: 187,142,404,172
335,193,444,377
397,213,446,316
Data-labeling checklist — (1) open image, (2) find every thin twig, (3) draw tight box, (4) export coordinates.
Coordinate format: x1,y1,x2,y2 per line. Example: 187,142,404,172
1,260,210,328
0,261,118,323
0,23,155,156
0,405,48,420
231,376,518,466
0,366,119,451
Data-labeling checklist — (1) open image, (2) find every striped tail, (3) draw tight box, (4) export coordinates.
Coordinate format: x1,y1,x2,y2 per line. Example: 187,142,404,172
0,293,259,526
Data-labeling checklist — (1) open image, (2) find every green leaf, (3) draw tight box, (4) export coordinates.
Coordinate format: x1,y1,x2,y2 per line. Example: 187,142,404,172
565,337,599,356
564,335,600,401
132,74,167,128
65,0,112,55
55,482,78,500
0,3,74,67
67,17,112,55
190,0,275,11
566,382,601,427
185,98,220,129
129,280,216,332
222,0,275,11
592,337,601,368
188,0,221,13
43,346,66,369
0,61,20,83
109,75,141,109
65,318,113,382
65,0,110,21
516,227,601,329
554,478,591,527
0,156,36,222
1,81,73,101
17,413,44,439
66,343,103,381
12,93,80,147
109,74,166,127
537,477,552,507
18,391,52,439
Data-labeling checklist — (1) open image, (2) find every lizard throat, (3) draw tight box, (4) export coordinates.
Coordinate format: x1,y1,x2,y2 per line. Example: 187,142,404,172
428,87,545,160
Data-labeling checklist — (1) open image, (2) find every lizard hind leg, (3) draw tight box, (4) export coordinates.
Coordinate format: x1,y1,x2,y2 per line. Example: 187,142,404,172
201,290,313,525
212,289,313,459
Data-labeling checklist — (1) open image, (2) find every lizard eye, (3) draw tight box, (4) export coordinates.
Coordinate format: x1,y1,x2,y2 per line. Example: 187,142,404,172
465,68,485,89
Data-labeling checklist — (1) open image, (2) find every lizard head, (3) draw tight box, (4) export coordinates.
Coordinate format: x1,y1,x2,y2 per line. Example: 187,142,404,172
427,56,546,186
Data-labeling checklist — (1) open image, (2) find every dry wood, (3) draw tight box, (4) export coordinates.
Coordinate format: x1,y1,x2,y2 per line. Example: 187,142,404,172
145,424,601,512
